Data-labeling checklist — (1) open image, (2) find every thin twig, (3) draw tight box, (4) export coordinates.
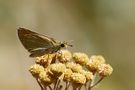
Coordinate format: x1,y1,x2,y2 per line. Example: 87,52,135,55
66,82,70,90
88,81,92,90
54,79,61,90
55,79,61,90
57,85,63,90
72,83,78,90
36,78,44,90
84,82,88,90
90,77,104,89
88,73,96,90
65,82,68,90
48,85,53,90
44,87,47,90
73,86,77,90
53,80,57,90
78,86,82,90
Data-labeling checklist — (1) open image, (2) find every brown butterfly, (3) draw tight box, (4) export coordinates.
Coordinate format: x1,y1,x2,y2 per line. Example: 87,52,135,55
18,28,72,57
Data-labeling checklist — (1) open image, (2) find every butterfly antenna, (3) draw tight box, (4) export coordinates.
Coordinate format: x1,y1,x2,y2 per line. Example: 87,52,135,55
64,41,73,47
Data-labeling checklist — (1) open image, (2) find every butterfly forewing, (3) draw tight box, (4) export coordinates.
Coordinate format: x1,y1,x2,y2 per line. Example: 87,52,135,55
18,28,57,57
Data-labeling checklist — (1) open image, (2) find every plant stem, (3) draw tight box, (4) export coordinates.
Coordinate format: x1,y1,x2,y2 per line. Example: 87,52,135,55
65,82,70,90
90,77,104,89
36,78,44,90
88,73,96,90
48,85,52,90
55,79,61,90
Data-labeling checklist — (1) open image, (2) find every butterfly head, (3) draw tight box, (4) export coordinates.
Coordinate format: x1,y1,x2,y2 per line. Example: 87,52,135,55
60,41,73,48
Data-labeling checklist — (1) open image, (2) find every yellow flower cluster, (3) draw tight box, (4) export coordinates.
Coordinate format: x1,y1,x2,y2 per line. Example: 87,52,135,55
29,50,113,90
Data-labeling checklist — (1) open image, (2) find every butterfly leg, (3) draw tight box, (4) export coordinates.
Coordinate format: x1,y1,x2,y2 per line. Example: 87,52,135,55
57,50,62,56
47,54,50,60
46,54,51,65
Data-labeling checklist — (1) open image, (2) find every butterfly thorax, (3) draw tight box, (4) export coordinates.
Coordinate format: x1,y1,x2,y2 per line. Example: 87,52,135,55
51,42,66,53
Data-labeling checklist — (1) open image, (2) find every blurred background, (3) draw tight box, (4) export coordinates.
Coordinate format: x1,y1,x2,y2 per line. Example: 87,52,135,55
0,0,135,90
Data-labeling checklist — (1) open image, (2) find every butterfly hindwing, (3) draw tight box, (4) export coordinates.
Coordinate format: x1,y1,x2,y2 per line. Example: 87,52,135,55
29,48,51,57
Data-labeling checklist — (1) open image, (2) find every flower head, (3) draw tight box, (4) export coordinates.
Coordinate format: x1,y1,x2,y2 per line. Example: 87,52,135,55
35,54,56,67
57,50,72,63
39,70,53,85
66,62,83,73
71,73,86,85
98,64,113,77
28,50,113,90
48,63,66,78
80,70,93,81
73,52,89,65
29,64,44,78
86,55,105,72
63,68,73,81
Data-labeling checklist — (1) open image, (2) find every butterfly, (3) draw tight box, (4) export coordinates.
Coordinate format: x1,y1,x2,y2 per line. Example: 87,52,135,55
18,28,72,57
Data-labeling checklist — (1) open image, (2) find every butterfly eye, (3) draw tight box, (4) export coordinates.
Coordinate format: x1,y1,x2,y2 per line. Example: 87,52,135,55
60,44,65,47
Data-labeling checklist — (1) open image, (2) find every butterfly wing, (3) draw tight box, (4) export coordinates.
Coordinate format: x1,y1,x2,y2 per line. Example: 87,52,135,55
18,28,57,57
